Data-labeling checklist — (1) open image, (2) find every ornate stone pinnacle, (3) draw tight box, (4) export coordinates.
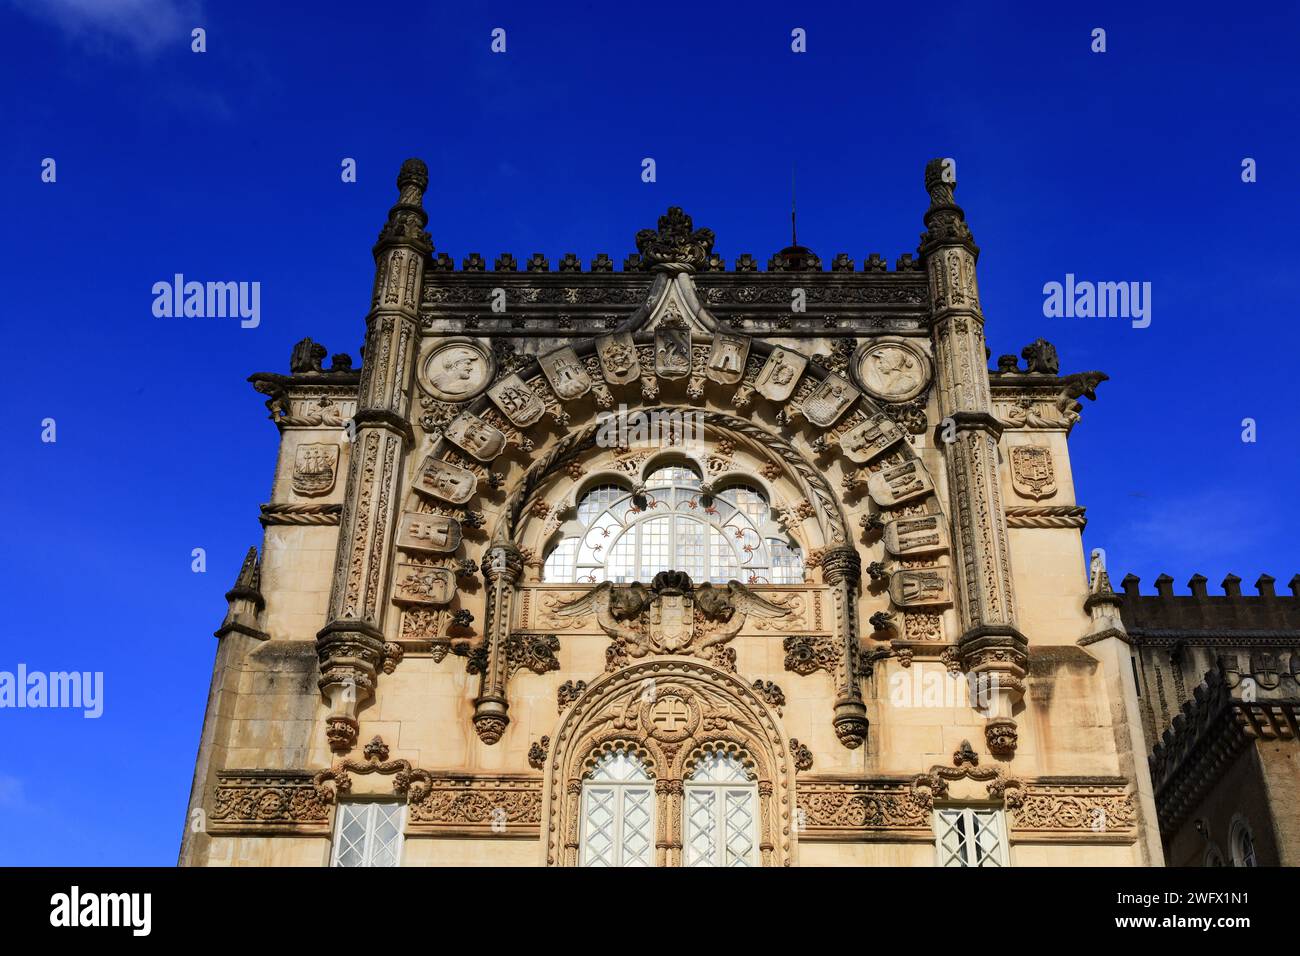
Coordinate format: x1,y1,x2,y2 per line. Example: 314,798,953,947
920,157,975,255
396,157,429,194
634,207,715,274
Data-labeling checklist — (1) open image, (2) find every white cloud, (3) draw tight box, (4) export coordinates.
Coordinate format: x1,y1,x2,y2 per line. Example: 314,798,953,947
9,0,203,55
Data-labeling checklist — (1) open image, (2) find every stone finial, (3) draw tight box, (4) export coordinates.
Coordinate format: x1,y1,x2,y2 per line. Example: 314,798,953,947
1021,339,1060,375
1120,573,1141,597
215,546,266,641
634,207,715,274
920,157,975,254
1154,574,1174,597
376,158,431,251
232,545,261,595
1256,574,1276,597
1289,574,1300,598
1222,573,1242,597
290,337,327,374
1188,573,1208,599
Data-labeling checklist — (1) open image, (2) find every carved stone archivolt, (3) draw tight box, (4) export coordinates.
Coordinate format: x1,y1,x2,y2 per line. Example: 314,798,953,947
543,658,795,866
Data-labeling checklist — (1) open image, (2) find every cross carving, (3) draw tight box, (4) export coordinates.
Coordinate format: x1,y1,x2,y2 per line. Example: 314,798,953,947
651,698,689,734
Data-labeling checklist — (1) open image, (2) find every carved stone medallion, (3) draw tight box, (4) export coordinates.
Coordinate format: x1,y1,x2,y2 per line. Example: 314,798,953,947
418,337,494,402
640,690,700,743
488,373,546,428
839,413,904,464
851,339,931,403
1009,445,1056,500
803,373,859,427
392,563,457,606
539,346,593,401
706,334,750,385
888,567,952,608
866,460,933,507
655,326,692,379
595,331,640,385
754,346,808,402
882,514,949,557
397,511,463,554
414,456,478,504
444,411,506,461
292,442,338,496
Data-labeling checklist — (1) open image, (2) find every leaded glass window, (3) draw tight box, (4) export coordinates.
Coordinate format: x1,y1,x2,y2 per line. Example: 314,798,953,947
331,802,404,867
683,752,759,867
543,466,803,585
579,749,655,867
934,807,1007,867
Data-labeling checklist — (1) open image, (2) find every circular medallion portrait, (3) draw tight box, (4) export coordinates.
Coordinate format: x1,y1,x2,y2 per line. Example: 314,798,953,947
418,338,495,402
851,339,931,403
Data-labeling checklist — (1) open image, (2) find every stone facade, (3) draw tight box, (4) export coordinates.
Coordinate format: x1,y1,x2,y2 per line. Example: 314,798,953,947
181,158,1184,867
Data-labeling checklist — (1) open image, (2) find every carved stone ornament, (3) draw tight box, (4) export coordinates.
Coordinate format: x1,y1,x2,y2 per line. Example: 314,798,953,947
414,455,478,504
539,346,593,401
851,338,931,403
396,511,463,554
417,337,495,402
802,372,860,427
753,346,808,402
866,460,934,507
705,333,751,385
291,442,338,497
838,413,904,464
488,373,546,428
881,514,950,557
392,563,456,606
1009,444,1057,500
634,206,715,273
595,331,640,385
655,326,692,379
888,566,952,608
443,411,506,462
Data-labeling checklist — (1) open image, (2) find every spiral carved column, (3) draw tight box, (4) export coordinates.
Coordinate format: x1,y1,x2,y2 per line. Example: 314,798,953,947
822,546,869,749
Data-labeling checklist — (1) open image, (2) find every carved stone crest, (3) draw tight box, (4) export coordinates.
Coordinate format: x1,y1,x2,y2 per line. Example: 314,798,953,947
444,411,506,461
866,460,934,507
414,456,478,504
839,413,904,463
418,337,494,402
488,373,545,428
705,334,750,385
539,346,593,401
655,326,692,379
803,373,859,427
634,206,715,273
882,514,949,557
292,442,338,497
595,331,640,385
754,346,807,402
851,339,931,403
1010,445,1056,500
392,564,457,606
396,511,463,554
888,567,952,608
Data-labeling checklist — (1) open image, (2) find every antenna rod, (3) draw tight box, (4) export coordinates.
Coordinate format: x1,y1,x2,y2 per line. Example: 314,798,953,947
791,163,797,247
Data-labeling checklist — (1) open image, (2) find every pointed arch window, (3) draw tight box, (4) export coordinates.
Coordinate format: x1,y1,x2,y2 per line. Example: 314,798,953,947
543,466,804,585
579,748,656,867
684,751,759,867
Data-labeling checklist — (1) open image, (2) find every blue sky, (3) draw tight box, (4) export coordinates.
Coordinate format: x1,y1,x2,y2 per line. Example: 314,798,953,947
0,1,1297,864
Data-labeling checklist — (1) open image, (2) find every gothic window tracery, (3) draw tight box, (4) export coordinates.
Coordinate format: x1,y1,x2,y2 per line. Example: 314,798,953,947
579,747,656,867
543,465,803,585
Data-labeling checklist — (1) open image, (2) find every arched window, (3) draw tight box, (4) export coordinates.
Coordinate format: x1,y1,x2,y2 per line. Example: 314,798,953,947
579,748,655,867
683,751,759,867
543,466,804,585
1230,818,1257,868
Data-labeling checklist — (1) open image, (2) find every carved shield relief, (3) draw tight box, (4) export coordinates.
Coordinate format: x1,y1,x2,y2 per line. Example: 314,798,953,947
839,414,904,464
655,327,692,379
292,442,338,496
888,567,952,608
396,511,463,554
803,373,859,427
706,334,750,385
754,347,807,402
650,593,694,653
414,456,478,504
540,346,593,401
488,373,546,428
882,514,949,557
595,332,640,385
444,412,506,461
1010,445,1056,500
392,563,457,606
867,460,933,506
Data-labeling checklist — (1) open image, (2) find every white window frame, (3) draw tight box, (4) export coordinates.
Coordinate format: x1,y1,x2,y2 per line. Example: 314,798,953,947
330,800,406,868
683,756,760,868
579,752,656,867
933,805,1009,868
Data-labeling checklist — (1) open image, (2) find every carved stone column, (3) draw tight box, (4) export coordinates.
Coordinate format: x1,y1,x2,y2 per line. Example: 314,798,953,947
563,780,582,866
316,158,430,753
662,779,683,867
822,546,869,749
921,158,1027,756
758,780,775,867
472,543,524,743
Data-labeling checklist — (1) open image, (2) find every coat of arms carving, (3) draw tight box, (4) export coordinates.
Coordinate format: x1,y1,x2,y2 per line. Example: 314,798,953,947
444,411,506,462
414,456,478,504
539,346,593,401
867,460,933,507
706,334,750,385
396,511,463,554
392,563,457,606
754,347,807,402
802,373,859,427
839,414,904,464
888,566,952,608
292,442,338,496
882,514,949,557
595,332,640,385
1009,445,1056,500
488,373,545,428
655,326,692,379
